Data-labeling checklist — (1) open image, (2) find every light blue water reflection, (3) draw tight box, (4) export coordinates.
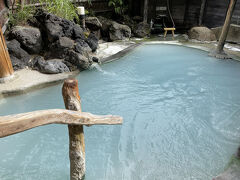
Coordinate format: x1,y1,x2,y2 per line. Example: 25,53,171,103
1,45,240,180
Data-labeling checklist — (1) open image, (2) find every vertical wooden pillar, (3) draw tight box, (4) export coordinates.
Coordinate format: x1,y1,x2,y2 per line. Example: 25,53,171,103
62,79,85,180
216,0,236,54
199,0,207,26
143,0,148,23
0,27,14,79
209,0,237,59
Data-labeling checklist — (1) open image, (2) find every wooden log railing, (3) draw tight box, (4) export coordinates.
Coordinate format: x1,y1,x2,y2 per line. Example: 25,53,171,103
0,109,122,138
0,78,123,180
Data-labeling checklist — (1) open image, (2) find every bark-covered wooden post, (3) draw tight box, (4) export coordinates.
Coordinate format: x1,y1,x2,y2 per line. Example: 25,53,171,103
209,0,237,59
62,79,85,180
216,0,236,54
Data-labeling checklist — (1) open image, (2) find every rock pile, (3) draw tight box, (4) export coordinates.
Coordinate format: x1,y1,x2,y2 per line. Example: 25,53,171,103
92,16,150,41
6,10,149,74
7,10,98,74
96,16,131,41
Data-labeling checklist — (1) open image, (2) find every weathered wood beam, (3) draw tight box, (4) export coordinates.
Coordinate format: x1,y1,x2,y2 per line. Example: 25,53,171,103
0,109,123,138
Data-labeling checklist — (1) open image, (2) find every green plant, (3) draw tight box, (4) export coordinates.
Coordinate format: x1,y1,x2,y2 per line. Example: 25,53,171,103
9,4,36,27
108,0,128,15
87,0,92,6
9,0,79,27
85,9,95,17
39,0,78,21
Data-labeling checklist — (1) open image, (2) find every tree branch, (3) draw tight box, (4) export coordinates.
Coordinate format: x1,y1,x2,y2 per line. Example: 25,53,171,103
0,109,123,138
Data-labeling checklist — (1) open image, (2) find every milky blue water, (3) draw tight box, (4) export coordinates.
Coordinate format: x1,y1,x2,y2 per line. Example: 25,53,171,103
1,44,240,180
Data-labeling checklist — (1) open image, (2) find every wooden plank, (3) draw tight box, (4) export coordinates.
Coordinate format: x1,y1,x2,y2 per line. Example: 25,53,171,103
0,109,123,138
164,28,175,38
203,0,229,27
164,27,176,30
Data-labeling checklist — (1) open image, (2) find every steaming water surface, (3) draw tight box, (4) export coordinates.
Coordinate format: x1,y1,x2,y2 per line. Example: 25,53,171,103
1,45,240,180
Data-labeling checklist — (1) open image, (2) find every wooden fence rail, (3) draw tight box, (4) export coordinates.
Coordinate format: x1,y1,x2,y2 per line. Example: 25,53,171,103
0,78,123,180
0,109,122,138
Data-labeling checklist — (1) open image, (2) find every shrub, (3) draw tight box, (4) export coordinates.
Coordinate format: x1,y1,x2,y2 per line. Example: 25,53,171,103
9,0,78,27
39,0,78,21
9,4,36,27
108,0,128,15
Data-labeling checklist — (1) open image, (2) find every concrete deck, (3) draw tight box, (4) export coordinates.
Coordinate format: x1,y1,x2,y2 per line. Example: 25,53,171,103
0,69,79,97
0,41,136,97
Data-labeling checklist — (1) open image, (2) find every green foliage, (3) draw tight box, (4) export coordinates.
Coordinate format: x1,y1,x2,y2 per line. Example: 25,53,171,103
108,0,128,15
9,0,78,27
87,0,92,6
39,0,78,21
85,9,95,17
9,4,36,27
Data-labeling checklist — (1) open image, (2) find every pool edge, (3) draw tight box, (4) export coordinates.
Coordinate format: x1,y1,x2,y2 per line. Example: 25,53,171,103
1,40,240,98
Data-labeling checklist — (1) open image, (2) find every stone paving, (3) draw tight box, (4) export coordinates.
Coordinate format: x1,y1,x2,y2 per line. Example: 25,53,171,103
0,41,135,97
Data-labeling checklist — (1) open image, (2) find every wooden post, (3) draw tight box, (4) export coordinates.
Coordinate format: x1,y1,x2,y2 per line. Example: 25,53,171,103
143,0,148,23
199,0,207,26
209,0,237,59
216,0,236,54
0,27,14,80
62,79,85,180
